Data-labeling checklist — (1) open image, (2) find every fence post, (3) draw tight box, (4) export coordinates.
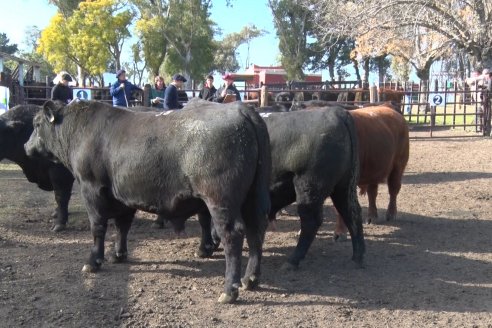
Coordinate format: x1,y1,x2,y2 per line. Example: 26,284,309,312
484,79,492,136
45,76,50,100
260,85,268,107
369,83,378,103
143,84,151,107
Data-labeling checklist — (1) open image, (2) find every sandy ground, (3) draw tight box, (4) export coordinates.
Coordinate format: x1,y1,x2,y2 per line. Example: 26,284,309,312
0,129,491,328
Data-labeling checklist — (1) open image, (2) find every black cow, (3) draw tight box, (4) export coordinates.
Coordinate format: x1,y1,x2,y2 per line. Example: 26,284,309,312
0,104,74,231
25,100,271,304
257,107,365,268
198,101,365,269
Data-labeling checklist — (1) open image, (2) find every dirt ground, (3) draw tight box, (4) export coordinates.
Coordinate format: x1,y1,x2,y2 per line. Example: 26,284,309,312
0,128,491,328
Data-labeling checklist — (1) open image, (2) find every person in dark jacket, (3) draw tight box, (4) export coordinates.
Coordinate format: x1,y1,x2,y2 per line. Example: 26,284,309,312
110,69,141,107
164,74,187,110
198,75,217,101
215,73,241,103
51,72,73,104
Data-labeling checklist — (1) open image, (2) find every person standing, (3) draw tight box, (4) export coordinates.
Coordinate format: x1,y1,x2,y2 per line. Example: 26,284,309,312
198,75,217,101
51,72,73,104
149,75,166,109
164,74,187,110
215,73,241,103
110,69,141,107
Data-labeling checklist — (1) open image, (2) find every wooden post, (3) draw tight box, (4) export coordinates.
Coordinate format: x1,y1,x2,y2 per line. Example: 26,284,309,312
369,83,378,103
18,63,24,86
260,85,268,107
33,65,41,82
143,83,151,107
45,76,50,100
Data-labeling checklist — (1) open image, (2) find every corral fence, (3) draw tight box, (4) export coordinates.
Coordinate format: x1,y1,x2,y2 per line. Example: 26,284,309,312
4,78,491,138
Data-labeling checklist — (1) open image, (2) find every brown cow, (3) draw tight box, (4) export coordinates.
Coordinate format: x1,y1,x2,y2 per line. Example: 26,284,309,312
378,88,405,111
334,103,409,240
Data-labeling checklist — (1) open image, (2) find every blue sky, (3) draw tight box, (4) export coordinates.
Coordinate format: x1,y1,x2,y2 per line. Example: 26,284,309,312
0,0,283,79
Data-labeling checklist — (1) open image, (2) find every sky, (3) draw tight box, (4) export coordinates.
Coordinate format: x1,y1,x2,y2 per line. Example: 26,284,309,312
0,0,289,82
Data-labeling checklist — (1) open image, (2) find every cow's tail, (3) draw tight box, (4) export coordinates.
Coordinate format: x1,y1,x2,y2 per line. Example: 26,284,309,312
238,105,272,220
341,110,365,264
342,111,360,204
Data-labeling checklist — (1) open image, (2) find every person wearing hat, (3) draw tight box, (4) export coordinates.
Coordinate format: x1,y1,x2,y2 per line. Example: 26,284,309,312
214,73,241,103
110,69,141,107
51,72,73,104
163,73,187,110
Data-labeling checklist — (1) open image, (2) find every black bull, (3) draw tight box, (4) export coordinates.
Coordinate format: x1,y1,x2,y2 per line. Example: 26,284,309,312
259,108,365,268
25,100,271,304
175,100,365,269
0,104,74,231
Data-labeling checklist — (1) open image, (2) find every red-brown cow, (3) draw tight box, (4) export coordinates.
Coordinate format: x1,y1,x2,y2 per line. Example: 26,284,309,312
334,104,410,240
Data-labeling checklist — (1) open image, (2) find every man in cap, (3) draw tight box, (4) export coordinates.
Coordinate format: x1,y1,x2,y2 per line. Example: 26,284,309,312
51,72,73,104
110,69,141,107
214,73,241,103
163,73,187,110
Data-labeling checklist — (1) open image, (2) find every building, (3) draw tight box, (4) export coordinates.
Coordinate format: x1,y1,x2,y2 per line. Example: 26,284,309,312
229,64,322,88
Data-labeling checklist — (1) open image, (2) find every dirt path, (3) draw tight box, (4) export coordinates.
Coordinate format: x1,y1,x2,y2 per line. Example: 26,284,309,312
1,130,491,327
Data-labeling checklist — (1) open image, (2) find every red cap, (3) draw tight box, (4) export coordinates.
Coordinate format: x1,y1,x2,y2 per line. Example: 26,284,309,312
222,73,234,80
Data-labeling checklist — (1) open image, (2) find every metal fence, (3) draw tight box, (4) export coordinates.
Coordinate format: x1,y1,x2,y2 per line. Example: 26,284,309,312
5,79,491,138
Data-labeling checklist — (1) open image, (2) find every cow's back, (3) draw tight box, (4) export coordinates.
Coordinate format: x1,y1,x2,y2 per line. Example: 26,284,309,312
264,108,355,182
349,105,409,186
63,101,260,214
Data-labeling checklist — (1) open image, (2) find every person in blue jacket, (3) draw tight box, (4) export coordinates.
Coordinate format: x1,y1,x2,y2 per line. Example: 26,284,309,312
110,69,141,107
164,74,187,110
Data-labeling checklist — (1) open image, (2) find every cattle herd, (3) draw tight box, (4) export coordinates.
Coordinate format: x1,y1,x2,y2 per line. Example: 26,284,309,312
0,97,409,304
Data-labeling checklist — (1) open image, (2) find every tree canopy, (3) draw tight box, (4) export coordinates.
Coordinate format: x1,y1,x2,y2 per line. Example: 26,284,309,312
38,0,134,84
306,0,492,74
0,33,18,55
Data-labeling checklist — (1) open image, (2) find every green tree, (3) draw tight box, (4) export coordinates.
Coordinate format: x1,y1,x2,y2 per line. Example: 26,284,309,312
132,0,216,84
307,36,354,81
20,26,54,81
48,0,83,18
269,0,313,80
38,0,134,84
0,33,18,55
212,25,267,74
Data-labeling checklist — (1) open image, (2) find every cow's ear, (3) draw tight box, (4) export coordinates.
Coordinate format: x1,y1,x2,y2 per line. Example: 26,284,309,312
43,100,58,124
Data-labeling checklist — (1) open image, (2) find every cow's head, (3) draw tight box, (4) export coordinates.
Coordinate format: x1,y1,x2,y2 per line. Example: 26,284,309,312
24,101,63,163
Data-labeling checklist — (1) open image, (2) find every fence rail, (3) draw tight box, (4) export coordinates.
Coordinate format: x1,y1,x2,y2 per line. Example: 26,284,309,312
4,79,491,138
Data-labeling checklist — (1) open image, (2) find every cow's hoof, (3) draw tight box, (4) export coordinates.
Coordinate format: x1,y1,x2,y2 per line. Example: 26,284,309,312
82,259,103,273
194,246,214,258
352,256,365,269
241,275,259,290
51,224,66,232
385,213,396,221
82,264,98,273
333,233,348,242
218,290,239,304
280,262,298,271
112,252,128,263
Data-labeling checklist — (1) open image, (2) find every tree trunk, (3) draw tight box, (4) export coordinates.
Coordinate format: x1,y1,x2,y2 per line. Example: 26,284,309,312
416,67,431,112
363,58,370,85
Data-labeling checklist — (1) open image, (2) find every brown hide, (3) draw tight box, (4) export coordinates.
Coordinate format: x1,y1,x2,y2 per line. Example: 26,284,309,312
335,104,409,238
